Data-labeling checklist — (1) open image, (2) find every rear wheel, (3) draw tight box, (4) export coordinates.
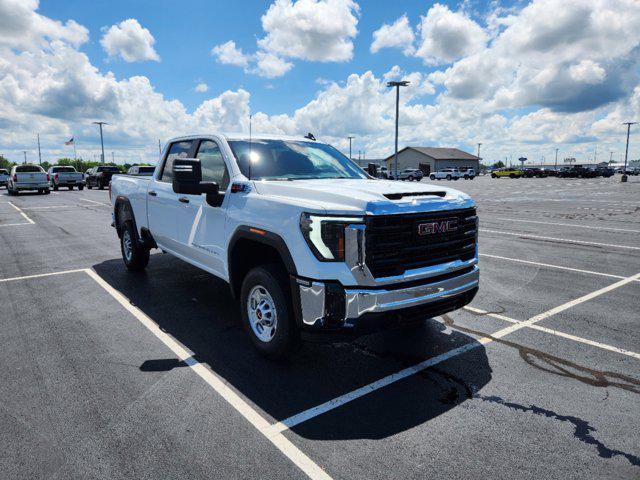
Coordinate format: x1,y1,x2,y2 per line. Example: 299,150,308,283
408,175,414,181
87,183,92,189
429,174,436,180
68,185,73,190
98,182,104,190
53,184,58,191
446,174,452,180
491,173,497,178
44,189,50,195
240,264,297,359
120,220,150,271
78,185,84,191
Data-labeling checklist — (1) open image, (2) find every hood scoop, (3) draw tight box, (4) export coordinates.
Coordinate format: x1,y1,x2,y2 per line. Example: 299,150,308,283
383,191,447,201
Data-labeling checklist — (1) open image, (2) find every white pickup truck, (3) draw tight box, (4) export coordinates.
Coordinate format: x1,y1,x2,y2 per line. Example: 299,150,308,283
0,168,9,188
7,164,50,195
110,133,479,358
48,165,85,191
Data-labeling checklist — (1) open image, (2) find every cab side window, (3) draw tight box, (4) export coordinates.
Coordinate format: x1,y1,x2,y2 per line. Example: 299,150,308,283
160,141,193,182
196,140,230,190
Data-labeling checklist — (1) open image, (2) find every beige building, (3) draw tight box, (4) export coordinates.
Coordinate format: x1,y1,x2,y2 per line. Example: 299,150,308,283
384,147,480,175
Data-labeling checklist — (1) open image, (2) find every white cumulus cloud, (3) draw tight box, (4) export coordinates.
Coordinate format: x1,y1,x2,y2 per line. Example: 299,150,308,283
415,3,488,65
211,40,250,68
370,15,415,55
100,19,160,63
194,82,209,93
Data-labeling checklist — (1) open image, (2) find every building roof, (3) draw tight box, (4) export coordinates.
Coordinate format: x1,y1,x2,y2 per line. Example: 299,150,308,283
385,147,479,161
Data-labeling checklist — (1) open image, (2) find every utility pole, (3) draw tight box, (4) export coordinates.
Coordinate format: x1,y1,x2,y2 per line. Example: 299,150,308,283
37,133,42,165
387,80,410,180
92,121,108,164
23,150,27,164
594,145,597,163
477,143,482,160
112,152,115,163
609,151,614,164
622,122,637,182
347,135,355,161
554,148,559,170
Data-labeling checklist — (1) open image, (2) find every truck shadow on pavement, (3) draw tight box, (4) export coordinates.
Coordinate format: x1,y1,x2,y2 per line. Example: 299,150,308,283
93,256,492,440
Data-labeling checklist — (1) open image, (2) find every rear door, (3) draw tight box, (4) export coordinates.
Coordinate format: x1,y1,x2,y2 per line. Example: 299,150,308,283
175,138,230,277
147,139,195,252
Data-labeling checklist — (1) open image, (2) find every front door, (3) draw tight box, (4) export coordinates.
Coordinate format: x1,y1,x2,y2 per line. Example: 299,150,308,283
175,138,230,278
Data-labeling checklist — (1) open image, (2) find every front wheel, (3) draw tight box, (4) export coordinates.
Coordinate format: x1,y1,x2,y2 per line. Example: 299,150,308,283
408,175,414,181
446,175,452,180
120,220,150,271
240,265,297,359
68,185,73,190
429,174,436,180
53,184,58,191
78,185,84,191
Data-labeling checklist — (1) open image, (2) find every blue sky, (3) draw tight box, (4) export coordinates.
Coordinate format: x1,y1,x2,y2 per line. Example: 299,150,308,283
1,0,639,164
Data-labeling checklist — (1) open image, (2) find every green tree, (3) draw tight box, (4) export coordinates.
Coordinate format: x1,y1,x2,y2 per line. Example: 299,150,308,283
492,161,505,169
0,155,16,170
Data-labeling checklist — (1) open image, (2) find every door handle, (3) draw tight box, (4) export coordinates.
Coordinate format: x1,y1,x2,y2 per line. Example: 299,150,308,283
148,191,157,196
178,197,189,203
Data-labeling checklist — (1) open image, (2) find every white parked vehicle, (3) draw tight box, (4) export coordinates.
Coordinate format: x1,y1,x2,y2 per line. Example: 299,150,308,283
48,165,85,190
7,164,50,195
0,168,9,188
110,134,479,358
429,168,464,181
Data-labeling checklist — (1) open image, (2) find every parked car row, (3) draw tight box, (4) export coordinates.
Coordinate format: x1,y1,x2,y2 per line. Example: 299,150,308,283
2,163,157,194
488,165,620,179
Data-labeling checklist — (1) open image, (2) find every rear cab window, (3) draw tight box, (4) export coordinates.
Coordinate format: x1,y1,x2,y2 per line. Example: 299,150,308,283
16,166,43,173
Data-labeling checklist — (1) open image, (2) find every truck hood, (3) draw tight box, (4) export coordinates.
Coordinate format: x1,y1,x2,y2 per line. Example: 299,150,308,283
251,178,473,215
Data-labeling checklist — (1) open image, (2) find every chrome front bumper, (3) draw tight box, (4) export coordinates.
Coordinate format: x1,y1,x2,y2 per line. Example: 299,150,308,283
297,265,479,327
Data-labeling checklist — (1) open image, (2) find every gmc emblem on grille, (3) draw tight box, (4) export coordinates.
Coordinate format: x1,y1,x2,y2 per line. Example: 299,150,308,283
418,219,458,235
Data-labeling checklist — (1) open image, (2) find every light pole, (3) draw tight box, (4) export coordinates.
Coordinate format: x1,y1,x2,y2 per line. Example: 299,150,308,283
37,133,42,165
347,135,355,161
554,148,559,171
92,121,108,164
477,142,482,160
622,122,637,182
23,150,27,164
387,80,410,179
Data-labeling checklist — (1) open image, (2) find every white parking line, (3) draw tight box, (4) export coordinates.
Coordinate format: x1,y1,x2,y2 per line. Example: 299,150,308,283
463,306,640,360
8,201,35,224
0,268,88,283
486,217,640,234
79,198,110,207
479,253,638,281
84,269,332,480
21,205,81,210
270,271,640,433
481,229,640,251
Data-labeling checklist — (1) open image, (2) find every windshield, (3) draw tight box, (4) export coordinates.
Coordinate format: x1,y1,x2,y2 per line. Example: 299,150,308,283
0,169,8,175
228,139,367,180
98,166,120,172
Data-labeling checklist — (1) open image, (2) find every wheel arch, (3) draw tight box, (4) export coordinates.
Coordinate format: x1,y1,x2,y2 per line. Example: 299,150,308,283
227,226,297,299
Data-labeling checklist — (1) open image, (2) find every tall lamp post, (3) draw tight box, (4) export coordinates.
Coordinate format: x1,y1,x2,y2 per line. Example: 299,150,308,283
622,122,637,183
347,135,355,161
92,121,108,164
554,148,559,170
387,80,409,179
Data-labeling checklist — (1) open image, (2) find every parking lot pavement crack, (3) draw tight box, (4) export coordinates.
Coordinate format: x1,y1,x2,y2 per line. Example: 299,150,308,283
441,315,640,395
477,394,640,467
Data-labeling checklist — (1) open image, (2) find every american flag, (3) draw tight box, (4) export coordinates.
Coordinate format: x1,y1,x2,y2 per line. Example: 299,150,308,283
64,137,74,145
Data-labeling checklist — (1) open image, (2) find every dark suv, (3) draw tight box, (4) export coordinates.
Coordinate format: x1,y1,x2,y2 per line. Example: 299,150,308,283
85,165,121,189
522,167,547,178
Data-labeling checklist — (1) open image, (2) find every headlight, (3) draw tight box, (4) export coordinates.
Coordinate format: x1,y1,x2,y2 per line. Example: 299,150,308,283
300,213,363,261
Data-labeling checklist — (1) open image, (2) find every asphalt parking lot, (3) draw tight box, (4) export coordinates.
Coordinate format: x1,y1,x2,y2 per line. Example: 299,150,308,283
1,176,639,479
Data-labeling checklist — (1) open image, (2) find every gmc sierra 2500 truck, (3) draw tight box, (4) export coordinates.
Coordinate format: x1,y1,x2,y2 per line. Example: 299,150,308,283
110,133,479,358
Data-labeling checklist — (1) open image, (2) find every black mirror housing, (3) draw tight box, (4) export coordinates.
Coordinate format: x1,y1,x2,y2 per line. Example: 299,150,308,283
172,158,202,194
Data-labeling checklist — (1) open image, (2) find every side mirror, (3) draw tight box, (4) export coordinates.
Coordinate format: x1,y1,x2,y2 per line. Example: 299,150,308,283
172,158,202,194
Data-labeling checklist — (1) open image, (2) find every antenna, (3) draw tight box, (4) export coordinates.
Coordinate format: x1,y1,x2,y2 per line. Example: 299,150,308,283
248,113,252,180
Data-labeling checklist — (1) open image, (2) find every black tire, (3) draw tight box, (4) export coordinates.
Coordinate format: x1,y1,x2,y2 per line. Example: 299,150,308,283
53,184,58,191
408,175,414,181
446,174,452,180
98,182,104,190
87,183,92,189
78,185,84,191
44,189,50,195
429,174,436,180
491,173,497,178
240,264,298,359
68,185,73,190
120,220,150,271
509,173,516,178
